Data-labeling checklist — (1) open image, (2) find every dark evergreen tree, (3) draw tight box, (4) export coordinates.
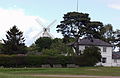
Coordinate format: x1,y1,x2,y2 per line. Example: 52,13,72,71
115,29,120,51
57,12,103,55
2,25,27,54
101,24,115,44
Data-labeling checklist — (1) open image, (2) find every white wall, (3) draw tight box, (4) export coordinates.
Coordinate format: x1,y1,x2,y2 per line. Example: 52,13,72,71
79,45,113,66
100,46,112,66
112,59,120,67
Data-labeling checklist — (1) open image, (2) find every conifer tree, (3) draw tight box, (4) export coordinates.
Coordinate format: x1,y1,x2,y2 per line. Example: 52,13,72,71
2,25,27,54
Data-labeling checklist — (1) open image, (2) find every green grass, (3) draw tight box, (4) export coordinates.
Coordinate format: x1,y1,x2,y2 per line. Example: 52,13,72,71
0,67,119,78
0,73,92,78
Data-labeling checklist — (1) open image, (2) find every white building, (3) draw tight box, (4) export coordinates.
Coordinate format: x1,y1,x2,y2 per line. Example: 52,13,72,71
69,38,116,66
112,52,120,66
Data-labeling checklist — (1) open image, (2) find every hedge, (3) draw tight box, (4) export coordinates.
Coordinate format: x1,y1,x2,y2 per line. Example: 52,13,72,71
0,55,97,67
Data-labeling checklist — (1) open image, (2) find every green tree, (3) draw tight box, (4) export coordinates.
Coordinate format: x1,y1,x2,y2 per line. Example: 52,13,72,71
101,24,115,44
2,25,27,54
115,29,120,51
83,46,102,65
57,12,103,55
27,43,37,52
42,38,75,56
0,42,3,52
35,37,52,52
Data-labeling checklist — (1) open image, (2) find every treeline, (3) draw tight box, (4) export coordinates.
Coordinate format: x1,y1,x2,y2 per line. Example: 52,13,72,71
0,12,120,55
0,11,119,67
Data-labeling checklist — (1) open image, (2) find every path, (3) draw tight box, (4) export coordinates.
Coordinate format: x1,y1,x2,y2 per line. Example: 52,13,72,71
24,74,120,78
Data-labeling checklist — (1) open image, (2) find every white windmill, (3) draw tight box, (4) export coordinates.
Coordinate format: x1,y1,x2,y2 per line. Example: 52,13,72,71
34,18,56,39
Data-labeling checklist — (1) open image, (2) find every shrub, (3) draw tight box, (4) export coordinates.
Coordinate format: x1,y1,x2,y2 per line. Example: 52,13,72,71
0,55,98,67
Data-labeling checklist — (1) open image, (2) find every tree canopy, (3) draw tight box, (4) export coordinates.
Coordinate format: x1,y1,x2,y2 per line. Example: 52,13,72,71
57,12,103,55
83,46,102,64
35,37,53,52
2,25,27,54
42,38,74,56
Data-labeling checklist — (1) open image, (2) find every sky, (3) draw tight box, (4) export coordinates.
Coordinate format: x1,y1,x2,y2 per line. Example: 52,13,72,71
0,0,120,46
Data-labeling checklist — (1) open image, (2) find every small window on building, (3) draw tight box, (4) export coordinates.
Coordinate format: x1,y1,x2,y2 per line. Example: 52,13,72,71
102,57,106,63
114,59,117,63
103,47,107,52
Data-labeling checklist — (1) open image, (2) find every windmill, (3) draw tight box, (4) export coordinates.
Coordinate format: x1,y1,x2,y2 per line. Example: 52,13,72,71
34,18,56,39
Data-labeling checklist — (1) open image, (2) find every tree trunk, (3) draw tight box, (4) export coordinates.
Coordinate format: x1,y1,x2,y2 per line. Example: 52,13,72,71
74,37,81,55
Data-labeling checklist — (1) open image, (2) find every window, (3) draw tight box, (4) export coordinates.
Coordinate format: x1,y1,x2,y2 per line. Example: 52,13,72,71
103,47,107,52
102,57,106,63
114,59,117,63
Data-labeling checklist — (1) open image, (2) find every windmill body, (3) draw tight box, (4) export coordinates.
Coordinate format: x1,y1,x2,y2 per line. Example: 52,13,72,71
34,18,56,39
42,28,52,38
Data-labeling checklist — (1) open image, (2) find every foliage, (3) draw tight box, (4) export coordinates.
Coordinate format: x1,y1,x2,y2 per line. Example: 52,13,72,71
101,24,115,44
42,38,75,56
83,46,102,64
27,43,37,52
115,29,120,51
57,12,90,38
63,35,75,44
0,55,99,67
2,25,27,54
35,37,52,52
0,43,3,52
57,12,103,55
42,49,59,56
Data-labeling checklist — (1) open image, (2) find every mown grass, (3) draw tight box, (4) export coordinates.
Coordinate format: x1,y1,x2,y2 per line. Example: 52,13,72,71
0,72,91,78
0,67,119,78
0,73,92,78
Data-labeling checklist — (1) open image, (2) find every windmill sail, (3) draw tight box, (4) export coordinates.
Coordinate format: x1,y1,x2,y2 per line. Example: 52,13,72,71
34,18,56,39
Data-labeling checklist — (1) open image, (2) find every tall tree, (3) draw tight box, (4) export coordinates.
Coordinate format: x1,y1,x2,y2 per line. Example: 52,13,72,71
101,24,115,44
2,25,27,54
86,21,103,39
115,29,120,51
57,12,103,55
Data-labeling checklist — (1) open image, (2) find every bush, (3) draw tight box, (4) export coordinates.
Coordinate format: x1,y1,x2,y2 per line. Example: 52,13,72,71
0,55,98,67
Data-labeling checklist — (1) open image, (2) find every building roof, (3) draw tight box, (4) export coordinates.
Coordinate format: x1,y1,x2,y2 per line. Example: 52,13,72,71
78,38,112,47
112,52,120,59
68,38,112,47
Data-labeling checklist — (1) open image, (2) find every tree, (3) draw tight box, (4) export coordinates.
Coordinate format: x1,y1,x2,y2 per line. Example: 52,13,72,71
42,38,75,56
115,29,120,51
0,43,3,53
35,37,52,52
86,21,103,39
101,24,115,44
83,46,102,65
2,25,27,54
57,12,103,55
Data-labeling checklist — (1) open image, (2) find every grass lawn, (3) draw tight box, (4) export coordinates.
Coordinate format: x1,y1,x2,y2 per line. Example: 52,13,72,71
0,73,91,78
0,67,119,78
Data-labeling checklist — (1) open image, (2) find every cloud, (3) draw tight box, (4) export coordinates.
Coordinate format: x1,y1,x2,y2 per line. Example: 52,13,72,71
100,0,120,10
108,4,120,10
0,8,49,46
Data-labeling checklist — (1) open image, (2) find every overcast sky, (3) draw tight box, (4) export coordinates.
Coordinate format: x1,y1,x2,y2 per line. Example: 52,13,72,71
0,0,120,46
